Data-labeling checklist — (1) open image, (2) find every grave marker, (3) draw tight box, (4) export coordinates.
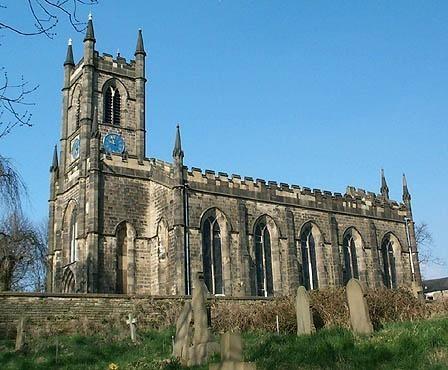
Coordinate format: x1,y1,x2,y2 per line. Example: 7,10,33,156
346,278,373,335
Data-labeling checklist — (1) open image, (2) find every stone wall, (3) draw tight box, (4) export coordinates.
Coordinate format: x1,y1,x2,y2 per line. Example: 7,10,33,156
0,292,270,339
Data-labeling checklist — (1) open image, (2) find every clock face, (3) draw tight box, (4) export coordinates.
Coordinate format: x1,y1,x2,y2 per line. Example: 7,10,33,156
103,133,125,154
71,136,80,160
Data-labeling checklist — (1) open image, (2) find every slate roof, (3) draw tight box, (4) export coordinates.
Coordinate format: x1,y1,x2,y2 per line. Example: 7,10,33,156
422,277,448,293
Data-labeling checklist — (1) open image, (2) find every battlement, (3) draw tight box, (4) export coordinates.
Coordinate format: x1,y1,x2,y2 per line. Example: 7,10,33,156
186,166,408,220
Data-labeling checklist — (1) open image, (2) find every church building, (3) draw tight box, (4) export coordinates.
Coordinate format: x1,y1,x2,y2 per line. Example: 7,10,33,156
46,18,422,296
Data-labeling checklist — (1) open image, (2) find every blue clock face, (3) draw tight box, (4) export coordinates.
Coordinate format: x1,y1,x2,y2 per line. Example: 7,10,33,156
71,137,80,160
103,133,125,154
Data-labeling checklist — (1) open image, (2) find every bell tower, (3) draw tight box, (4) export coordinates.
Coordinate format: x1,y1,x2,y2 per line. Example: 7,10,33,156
47,16,147,293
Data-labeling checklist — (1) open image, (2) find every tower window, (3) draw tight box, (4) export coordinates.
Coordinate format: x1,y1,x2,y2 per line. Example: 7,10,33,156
75,93,81,129
104,86,121,126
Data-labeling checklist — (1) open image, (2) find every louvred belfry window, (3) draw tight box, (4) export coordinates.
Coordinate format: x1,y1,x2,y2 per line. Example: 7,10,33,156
104,86,121,126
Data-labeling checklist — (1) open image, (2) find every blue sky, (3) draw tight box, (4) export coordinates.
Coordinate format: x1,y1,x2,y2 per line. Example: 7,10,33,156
1,1,447,278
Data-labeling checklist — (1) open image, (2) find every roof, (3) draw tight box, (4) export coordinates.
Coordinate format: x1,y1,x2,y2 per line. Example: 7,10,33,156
422,277,448,293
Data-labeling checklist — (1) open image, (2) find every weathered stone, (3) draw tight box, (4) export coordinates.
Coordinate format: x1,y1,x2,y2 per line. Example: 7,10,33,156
295,286,315,335
221,332,243,362
209,332,256,370
172,301,192,360
346,278,373,335
192,272,212,345
187,272,219,366
15,316,25,352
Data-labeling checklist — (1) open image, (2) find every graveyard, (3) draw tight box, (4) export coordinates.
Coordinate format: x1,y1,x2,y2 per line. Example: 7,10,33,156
1,317,448,369
1,278,448,369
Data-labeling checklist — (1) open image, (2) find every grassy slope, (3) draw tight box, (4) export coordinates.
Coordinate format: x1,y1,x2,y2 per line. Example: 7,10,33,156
1,318,448,369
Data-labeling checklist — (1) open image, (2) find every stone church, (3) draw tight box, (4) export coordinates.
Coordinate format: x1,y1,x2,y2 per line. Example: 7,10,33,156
46,18,422,296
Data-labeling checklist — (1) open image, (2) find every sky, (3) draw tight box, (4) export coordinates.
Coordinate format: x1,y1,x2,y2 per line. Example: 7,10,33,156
1,1,447,279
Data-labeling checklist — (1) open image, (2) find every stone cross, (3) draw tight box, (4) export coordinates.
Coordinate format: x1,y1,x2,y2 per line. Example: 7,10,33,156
15,316,25,352
126,313,137,343
295,286,315,335
346,278,373,335
172,301,193,361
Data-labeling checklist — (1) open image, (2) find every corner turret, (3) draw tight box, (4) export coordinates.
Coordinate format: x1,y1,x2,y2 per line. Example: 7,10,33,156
134,29,146,163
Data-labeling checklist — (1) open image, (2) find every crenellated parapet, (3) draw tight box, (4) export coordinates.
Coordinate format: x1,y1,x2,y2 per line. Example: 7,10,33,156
185,166,408,221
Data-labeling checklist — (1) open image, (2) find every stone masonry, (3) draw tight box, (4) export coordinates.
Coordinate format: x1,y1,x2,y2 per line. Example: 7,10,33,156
46,18,422,297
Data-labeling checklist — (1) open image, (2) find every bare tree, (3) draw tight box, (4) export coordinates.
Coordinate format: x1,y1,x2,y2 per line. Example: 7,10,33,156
0,212,47,291
0,155,26,211
0,0,99,138
0,1,99,212
415,222,443,269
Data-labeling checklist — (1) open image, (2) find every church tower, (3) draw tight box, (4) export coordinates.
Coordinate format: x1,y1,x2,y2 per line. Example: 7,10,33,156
47,17,147,293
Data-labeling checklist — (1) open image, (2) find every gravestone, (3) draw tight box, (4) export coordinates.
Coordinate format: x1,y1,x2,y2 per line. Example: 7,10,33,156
295,286,315,335
126,313,137,343
187,272,219,366
15,316,26,352
346,278,373,335
209,332,256,370
172,301,193,361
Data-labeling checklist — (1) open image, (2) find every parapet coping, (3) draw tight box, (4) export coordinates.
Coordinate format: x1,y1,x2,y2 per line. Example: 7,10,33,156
0,292,273,301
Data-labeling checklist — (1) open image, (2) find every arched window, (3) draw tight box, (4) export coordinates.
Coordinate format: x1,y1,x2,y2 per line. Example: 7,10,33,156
157,220,169,294
69,209,78,263
202,216,223,294
116,223,128,294
254,220,273,297
62,268,75,293
104,86,121,125
75,92,81,130
300,223,318,290
342,233,359,284
381,236,397,289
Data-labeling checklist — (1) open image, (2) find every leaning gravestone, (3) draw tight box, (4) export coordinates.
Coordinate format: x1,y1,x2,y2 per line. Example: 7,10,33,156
15,316,26,352
295,286,315,335
172,301,193,361
187,272,219,366
209,332,256,370
346,278,373,335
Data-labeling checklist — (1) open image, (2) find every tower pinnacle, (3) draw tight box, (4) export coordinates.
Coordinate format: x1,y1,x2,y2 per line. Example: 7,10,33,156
64,39,74,66
50,145,59,172
380,168,389,200
402,173,411,204
135,29,146,56
84,14,95,42
173,124,184,160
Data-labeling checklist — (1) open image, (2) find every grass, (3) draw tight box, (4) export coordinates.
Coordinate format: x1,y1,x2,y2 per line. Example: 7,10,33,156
1,318,448,369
